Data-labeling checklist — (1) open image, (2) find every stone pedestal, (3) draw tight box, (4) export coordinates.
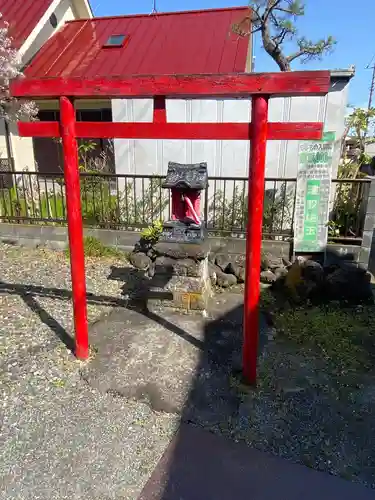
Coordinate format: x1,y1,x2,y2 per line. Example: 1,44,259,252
148,242,212,311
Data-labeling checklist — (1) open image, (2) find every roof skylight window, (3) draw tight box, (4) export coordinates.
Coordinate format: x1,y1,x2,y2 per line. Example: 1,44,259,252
103,34,127,47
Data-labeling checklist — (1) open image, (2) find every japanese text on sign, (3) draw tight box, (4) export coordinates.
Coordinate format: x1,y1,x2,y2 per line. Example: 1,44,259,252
294,132,335,253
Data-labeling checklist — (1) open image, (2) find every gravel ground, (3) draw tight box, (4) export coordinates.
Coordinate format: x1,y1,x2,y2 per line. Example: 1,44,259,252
1,243,374,497
0,243,178,500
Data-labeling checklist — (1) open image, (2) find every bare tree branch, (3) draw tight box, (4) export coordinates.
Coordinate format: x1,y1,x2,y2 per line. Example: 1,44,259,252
263,0,284,23
274,27,289,46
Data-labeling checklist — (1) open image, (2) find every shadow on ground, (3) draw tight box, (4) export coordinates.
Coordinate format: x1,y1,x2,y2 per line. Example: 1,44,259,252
0,280,128,353
105,265,374,498
80,265,254,419
2,261,375,498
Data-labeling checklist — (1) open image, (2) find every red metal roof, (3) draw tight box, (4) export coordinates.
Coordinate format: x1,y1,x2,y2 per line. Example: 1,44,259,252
24,7,251,79
0,0,54,49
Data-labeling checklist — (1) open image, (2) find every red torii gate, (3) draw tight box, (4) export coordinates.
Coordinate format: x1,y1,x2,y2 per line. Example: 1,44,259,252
12,70,330,384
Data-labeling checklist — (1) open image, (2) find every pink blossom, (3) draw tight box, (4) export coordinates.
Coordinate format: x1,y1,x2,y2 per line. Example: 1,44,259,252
0,13,37,121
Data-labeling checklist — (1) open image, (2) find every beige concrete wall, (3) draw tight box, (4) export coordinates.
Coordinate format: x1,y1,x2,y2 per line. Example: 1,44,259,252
0,120,9,160
20,0,77,67
9,123,35,171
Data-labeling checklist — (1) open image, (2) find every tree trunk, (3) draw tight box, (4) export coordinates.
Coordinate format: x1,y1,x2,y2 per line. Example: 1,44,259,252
261,27,291,71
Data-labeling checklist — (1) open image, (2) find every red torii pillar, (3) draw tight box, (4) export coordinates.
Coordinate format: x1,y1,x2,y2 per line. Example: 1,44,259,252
244,95,268,383
60,96,89,360
12,71,330,384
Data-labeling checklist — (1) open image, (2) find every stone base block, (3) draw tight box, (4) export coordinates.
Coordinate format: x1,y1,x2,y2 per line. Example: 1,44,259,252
150,275,204,293
147,250,212,312
172,290,209,311
154,256,201,277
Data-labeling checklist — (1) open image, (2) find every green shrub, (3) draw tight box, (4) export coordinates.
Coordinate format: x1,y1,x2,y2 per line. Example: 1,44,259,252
65,236,122,259
140,220,163,244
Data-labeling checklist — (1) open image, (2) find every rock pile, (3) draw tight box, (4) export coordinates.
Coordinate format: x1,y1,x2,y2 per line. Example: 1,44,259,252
208,253,245,288
260,253,291,284
282,256,374,304
128,242,374,304
128,239,212,311
129,238,208,277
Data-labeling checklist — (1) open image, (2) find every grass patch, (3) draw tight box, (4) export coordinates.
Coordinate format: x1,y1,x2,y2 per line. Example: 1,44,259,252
51,378,66,388
260,287,277,310
275,303,375,375
65,236,123,259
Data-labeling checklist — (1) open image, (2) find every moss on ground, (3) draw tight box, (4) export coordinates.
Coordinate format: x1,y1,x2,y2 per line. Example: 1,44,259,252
260,287,375,376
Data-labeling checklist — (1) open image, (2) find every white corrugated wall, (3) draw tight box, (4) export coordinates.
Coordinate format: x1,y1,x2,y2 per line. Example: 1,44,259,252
112,78,349,179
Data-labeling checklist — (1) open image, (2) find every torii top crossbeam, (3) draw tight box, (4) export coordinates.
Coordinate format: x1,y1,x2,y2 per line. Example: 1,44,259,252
11,70,330,385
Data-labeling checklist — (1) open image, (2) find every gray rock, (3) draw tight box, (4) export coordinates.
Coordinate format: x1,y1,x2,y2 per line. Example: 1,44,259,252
274,266,288,280
302,259,324,284
337,260,367,275
153,256,175,274
134,238,152,254
261,252,283,271
226,262,245,283
261,253,271,271
208,262,219,286
146,261,155,278
225,261,236,276
260,270,277,284
232,254,245,267
154,256,200,277
147,247,158,260
235,266,246,283
216,271,237,288
129,252,151,270
208,252,217,264
154,242,208,260
282,257,292,268
215,253,231,273
324,267,373,303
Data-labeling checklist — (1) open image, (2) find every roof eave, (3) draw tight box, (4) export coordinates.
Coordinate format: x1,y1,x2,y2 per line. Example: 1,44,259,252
330,68,355,80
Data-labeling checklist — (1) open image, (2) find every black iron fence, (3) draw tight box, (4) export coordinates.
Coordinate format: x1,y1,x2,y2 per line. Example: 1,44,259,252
328,178,370,241
0,159,14,189
0,171,370,243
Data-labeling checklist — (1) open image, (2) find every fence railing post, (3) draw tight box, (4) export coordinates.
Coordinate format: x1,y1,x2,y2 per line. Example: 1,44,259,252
359,178,375,270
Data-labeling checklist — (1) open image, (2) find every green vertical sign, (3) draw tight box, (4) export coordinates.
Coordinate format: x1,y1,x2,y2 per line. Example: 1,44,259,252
294,132,336,253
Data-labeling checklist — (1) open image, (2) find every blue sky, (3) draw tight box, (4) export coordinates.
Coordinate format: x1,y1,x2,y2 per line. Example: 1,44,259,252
92,0,375,108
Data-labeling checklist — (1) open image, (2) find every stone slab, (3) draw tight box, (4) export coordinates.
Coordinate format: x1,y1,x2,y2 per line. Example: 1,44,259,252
138,423,374,500
153,241,210,260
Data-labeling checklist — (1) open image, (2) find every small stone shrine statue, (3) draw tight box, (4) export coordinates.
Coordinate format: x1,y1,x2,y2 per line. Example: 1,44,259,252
161,161,208,243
